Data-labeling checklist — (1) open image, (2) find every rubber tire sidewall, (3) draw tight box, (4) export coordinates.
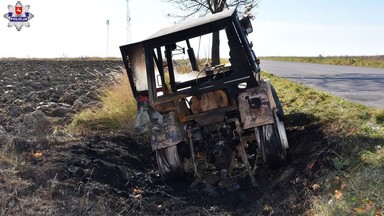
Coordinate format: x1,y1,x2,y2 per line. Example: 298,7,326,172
155,145,184,181
259,122,287,169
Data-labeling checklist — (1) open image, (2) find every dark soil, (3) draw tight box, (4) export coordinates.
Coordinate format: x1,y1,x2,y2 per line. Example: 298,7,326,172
0,59,338,215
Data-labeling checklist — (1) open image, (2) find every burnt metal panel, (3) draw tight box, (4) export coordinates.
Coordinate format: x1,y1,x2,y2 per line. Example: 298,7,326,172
120,44,146,98
238,81,274,129
144,47,157,101
150,112,187,151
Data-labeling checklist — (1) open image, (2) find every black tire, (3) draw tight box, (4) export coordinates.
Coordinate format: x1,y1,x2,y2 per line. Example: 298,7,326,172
155,144,185,181
257,122,287,169
271,85,284,120
254,84,288,168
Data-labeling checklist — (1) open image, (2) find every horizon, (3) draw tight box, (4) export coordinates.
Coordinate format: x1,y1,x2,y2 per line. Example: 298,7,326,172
1,54,384,60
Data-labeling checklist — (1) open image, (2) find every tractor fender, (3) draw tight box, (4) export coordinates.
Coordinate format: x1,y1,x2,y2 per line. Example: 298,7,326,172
150,111,187,151
238,79,278,129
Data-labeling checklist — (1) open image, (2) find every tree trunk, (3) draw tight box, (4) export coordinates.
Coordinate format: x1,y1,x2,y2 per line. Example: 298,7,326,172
211,30,220,66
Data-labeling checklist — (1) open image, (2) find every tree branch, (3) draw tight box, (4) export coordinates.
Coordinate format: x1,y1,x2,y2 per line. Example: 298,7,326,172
164,0,259,20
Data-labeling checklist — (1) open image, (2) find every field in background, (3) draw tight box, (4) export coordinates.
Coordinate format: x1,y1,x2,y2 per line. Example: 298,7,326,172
262,56,384,68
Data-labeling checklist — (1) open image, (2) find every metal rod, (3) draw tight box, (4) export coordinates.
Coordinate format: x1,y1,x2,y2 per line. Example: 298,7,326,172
187,126,199,178
126,0,131,43
106,20,110,57
235,120,256,186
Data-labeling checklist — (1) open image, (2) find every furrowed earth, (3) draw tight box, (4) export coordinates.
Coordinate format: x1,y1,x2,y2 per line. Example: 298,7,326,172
0,59,337,215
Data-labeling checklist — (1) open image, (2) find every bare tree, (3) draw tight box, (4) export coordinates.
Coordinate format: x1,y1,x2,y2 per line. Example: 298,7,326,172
165,0,259,66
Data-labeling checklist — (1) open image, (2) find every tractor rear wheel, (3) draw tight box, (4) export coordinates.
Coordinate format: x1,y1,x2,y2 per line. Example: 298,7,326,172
155,144,184,180
256,113,288,168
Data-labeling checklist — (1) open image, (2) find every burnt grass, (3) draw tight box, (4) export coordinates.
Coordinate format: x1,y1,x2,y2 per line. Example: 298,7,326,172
0,59,340,215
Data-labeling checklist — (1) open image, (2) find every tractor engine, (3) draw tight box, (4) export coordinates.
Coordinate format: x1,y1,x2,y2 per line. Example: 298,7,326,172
189,114,242,174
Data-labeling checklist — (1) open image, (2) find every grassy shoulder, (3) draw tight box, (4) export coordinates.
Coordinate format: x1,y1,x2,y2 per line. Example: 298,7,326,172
262,56,384,68
264,71,384,215
68,72,136,134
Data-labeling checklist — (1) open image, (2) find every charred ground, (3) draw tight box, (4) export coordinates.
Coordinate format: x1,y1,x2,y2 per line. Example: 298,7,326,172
0,59,340,215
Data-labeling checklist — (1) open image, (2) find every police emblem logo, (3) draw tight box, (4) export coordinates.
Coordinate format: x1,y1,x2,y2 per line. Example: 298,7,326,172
4,1,34,31
15,4,23,15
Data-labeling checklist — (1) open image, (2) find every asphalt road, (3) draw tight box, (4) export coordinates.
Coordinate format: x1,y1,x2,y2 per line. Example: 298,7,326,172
261,60,384,110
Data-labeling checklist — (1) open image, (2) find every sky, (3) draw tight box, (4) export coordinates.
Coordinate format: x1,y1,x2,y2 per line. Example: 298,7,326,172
0,0,383,58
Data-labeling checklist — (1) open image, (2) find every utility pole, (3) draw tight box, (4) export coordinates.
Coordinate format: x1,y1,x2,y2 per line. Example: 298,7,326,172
106,20,110,57
126,0,131,43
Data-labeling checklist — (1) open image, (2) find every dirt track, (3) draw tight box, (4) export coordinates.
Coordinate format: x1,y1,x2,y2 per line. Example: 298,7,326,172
0,59,338,215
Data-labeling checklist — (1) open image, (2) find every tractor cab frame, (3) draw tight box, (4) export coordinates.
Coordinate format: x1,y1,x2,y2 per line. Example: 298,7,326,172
120,8,289,185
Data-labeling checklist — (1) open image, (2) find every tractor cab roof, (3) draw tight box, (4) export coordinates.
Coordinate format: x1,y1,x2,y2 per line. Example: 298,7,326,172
121,8,236,49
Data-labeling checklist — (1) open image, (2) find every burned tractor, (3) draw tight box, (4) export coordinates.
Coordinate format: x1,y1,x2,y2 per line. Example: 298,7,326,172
120,8,288,185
